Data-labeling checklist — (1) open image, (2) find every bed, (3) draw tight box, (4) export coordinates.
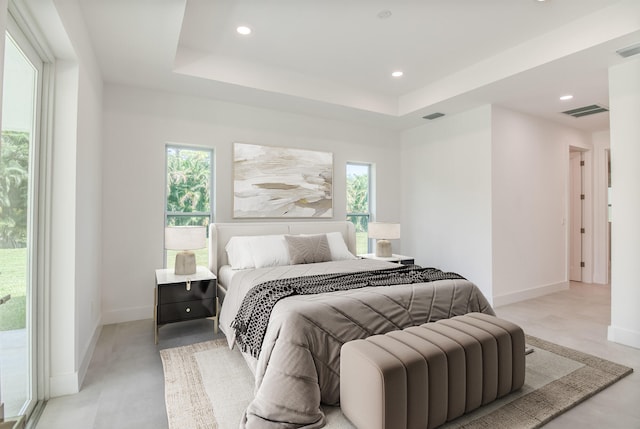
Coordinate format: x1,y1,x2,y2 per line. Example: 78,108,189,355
208,221,495,429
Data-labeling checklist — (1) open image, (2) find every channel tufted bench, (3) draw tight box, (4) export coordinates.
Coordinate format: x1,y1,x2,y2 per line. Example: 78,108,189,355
340,313,525,429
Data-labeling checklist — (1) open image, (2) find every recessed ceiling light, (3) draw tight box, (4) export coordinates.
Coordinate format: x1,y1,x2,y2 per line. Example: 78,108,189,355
236,26,252,35
391,71,403,77
560,95,574,101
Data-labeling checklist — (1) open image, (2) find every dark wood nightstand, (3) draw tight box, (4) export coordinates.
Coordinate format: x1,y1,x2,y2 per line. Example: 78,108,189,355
154,266,217,344
359,253,415,265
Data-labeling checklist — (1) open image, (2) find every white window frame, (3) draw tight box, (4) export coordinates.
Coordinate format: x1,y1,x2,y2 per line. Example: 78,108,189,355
163,144,214,266
4,1,55,421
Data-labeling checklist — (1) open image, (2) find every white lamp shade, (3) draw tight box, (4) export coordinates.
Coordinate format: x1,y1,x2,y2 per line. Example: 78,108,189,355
164,226,207,250
368,222,401,240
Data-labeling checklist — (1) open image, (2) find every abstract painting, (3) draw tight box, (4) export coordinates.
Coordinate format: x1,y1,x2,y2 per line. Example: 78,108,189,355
233,143,333,218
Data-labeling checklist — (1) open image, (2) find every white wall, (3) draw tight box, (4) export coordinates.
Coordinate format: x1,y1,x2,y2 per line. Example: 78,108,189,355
400,106,493,300
105,88,596,322
101,83,402,324
591,130,610,285
25,0,104,396
73,58,103,384
608,57,640,349
49,59,79,396
401,105,595,306
491,106,591,305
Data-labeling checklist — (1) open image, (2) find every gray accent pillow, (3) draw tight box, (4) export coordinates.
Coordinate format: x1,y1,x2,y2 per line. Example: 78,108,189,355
285,234,332,265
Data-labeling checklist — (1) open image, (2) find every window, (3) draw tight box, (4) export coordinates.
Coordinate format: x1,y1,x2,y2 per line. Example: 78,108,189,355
346,162,371,255
0,16,45,419
165,145,214,267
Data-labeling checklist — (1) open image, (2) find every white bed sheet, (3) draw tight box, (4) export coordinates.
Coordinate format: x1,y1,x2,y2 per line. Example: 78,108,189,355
217,264,241,291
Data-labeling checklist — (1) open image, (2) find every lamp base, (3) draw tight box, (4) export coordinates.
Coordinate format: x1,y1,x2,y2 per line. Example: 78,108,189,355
174,251,197,275
375,240,392,258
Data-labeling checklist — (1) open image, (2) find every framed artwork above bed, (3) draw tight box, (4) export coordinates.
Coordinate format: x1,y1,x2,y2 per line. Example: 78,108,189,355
233,142,333,218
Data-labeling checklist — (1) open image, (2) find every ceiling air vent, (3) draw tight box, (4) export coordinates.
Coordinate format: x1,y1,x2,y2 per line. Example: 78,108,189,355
561,104,609,118
616,42,640,58
422,112,445,120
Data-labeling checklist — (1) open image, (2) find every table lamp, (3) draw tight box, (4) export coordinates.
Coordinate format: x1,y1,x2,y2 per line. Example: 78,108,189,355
165,226,206,275
368,222,400,257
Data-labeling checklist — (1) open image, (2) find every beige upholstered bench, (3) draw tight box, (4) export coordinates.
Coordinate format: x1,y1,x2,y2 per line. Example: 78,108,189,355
340,313,525,429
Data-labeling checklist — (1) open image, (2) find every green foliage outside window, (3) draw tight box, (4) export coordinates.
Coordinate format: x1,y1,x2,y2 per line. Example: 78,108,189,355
346,168,369,232
347,164,371,254
0,130,29,249
0,131,29,330
166,146,212,227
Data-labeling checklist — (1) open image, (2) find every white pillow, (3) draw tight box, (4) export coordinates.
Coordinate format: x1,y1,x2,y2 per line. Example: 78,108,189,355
249,235,291,268
326,232,357,260
225,236,255,270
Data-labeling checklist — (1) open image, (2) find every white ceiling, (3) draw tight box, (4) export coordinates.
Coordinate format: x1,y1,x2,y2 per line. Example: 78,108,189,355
76,0,640,132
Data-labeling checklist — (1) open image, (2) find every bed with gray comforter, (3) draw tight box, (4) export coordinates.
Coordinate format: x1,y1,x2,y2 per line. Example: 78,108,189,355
218,258,495,429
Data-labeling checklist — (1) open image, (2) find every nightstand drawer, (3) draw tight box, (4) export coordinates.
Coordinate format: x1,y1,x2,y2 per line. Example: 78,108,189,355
158,298,215,324
157,279,214,304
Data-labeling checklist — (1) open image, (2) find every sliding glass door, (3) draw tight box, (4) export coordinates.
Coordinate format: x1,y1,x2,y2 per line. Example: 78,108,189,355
0,16,43,419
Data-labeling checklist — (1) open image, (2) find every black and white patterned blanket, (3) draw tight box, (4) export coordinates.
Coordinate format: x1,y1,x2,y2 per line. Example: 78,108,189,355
231,264,466,358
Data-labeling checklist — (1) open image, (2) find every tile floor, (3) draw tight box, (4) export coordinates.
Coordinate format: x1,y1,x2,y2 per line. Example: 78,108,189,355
33,318,224,429
34,282,640,429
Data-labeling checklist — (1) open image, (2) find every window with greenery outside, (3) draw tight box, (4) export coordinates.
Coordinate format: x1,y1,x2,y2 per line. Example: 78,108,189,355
346,163,371,255
0,130,29,331
165,146,213,268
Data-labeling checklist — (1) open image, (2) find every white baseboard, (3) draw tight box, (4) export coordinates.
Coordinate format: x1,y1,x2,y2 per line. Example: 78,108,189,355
48,319,102,398
493,281,569,307
608,325,640,349
102,305,152,325
78,321,102,389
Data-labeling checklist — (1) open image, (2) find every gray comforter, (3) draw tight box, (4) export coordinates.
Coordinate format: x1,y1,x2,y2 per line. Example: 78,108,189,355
218,259,495,429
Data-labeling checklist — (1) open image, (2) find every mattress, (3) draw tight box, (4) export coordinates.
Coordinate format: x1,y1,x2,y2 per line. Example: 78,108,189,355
217,264,240,292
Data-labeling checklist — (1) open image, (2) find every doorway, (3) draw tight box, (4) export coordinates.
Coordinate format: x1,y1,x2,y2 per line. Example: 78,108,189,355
569,150,584,282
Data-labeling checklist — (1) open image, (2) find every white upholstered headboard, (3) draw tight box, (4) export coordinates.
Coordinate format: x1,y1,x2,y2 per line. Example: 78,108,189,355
208,221,357,276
